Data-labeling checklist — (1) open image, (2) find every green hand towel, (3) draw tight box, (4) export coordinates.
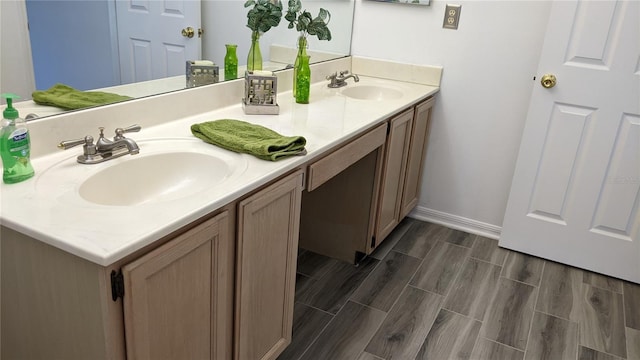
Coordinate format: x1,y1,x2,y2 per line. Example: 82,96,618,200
32,84,132,110
191,119,307,161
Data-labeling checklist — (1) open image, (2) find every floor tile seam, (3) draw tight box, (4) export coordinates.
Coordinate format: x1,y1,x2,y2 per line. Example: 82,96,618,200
350,278,414,316
468,253,505,268
391,234,439,261
344,298,395,359
349,255,384,299
622,284,631,331
499,244,509,267
348,251,391,309
523,261,546,357
499,273,541,289
442,237,475,250
435,301,482,324
293,313,335,360
295,300,339,318
440,238,474,252
407,254,430,292
349,297,390,314
577,325,629,360
408,248,470,303
479,336,526,354
389,248,424,262
582,278,624,294
368,282,446,359
438,252,490,303
294,298,359,360
296,260,332,282
579,344,626,360
406,283,448,306
468,321,483,360
532,308,580,326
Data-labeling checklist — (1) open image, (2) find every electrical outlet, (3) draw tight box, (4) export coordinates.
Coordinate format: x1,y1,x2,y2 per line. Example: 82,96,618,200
443,4,461,30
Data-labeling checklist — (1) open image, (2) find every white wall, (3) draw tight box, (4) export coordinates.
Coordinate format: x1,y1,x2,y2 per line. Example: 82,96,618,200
25,0,120,91
1,0,35,102
352,0,552,233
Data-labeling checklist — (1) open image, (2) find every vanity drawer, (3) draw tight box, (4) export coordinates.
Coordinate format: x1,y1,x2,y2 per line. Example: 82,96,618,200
307,123,387,191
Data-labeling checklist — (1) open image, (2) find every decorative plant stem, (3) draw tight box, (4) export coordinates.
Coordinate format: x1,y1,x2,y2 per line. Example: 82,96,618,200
247,32,263,71
292,36,307,97
245,0,283,71
285,0,331,99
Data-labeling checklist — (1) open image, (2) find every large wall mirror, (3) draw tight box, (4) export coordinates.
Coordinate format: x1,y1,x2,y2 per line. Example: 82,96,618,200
9,0,354,118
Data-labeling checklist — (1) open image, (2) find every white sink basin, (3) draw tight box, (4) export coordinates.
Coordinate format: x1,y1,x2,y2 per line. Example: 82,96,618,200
36,138,248,207
341,85,403,100
79,152,232,206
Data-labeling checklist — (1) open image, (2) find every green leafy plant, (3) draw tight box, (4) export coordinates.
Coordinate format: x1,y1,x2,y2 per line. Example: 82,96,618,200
285,0,331,41
245,0,283,35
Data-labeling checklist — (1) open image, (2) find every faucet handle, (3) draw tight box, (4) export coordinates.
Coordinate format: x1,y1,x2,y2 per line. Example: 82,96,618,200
114,124,141,140
326,72,338,80
118,124,141,134
339,70,349,77
58,135,94,150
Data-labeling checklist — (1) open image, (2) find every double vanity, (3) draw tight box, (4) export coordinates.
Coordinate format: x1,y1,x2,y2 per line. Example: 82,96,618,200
0,57,440,359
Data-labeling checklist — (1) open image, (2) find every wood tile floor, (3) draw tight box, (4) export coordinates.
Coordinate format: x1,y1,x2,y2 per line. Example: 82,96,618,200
278,218,640,360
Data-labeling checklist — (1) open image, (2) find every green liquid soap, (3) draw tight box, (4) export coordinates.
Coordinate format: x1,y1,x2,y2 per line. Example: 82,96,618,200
1,93,34,184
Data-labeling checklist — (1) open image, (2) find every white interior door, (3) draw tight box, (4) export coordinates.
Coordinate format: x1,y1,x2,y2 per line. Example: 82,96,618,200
116,0,201,84
500,0,640,283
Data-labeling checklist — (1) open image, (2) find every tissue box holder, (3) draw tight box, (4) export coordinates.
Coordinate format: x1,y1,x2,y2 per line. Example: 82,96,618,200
186,61,219,88
242,71,279,115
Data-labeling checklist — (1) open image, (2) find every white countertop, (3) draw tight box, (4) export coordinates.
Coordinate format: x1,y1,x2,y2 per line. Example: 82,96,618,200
0,76,438,266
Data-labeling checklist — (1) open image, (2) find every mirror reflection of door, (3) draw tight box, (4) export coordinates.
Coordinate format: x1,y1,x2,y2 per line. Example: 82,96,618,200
26,0,201,91
115,0,201,85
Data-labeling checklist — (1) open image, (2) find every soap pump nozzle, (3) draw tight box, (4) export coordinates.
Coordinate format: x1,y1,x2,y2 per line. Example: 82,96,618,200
2,93,20,121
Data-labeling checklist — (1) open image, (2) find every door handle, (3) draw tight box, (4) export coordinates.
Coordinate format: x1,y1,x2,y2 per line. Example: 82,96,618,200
541,74,557,89
181,27,195,38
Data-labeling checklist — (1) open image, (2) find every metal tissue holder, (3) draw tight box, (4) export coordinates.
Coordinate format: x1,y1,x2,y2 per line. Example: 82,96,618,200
242,71,279,115
186,60,219,88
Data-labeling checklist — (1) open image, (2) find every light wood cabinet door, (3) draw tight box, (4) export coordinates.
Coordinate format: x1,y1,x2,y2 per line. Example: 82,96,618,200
235,170,304,360
122,211,232,360
399,97,435,219
376,108,414,242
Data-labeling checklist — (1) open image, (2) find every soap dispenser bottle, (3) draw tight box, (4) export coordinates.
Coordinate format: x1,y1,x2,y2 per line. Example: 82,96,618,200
1,93,34,184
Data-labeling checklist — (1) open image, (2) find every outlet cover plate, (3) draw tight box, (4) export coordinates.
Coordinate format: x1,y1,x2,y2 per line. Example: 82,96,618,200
443,4,461,30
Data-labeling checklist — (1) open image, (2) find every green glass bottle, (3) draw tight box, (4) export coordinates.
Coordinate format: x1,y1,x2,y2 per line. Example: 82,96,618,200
292,35,308,98
224,44,238,80
1,93,34,184
295,55,311,104
247,32,263,71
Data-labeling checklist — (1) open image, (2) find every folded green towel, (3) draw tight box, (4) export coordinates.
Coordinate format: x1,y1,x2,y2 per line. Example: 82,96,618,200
32,84,132,110
191,119,307,161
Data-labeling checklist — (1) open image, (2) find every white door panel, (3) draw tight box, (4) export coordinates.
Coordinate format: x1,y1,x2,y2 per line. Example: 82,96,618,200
500,0,639,283
116,0,201,84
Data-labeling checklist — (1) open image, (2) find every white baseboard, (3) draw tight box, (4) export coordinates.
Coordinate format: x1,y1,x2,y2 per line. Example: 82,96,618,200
409,206,502,240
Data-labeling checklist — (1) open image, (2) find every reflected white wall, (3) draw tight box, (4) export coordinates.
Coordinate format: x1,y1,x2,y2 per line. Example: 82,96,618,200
1,0,36,101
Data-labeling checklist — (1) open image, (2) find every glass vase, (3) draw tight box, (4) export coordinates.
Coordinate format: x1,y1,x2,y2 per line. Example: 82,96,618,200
224,44,238,80
292,35,308,98
295,54,311,104
247,32,263,71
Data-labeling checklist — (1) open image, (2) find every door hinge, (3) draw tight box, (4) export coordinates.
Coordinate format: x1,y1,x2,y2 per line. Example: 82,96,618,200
110,269,125,301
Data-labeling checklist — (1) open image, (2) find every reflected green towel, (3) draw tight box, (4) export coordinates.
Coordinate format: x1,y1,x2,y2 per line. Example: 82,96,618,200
32,84,132,110
191,119,307,161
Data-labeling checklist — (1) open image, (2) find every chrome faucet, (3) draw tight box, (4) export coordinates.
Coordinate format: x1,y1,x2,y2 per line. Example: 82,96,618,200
58,124,141,164
326,70,360,88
